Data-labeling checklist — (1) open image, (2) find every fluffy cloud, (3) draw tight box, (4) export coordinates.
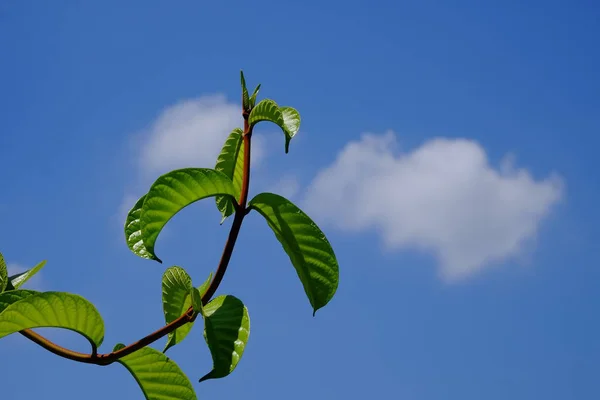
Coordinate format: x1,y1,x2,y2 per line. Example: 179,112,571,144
303,131,564,281
136,94,264,177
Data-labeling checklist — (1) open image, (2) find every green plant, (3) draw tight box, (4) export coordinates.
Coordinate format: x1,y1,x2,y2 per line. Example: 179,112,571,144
0,72,339,399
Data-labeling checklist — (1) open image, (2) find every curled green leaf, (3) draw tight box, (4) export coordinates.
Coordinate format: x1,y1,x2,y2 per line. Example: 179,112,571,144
7,260,47,290
139,168,237,262
249,193,339,315
200,295,250,382
113,343,197,400
280,106,301,153
124,194,154,260
0,291,105,349
248,99,284,128
215,128,245,222
248,99,301,153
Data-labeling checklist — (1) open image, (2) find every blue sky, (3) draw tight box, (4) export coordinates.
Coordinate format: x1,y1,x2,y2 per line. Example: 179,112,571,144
1,1,599,399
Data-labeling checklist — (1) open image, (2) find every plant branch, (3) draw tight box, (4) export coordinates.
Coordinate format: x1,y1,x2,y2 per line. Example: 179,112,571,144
18,105,254,366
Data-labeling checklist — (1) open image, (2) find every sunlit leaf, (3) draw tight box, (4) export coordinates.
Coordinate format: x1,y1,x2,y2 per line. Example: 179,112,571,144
162,266,193,353
113,343,197,400
0,289,37,313
0,291,105,348
190,288,202,314
138,168,237,262
200,295,250,382
248,99,284,128
240,70,249,109
248,193,339,314
215,128,244,222
124,194,153,260
249,84,261,108
7,260,47,290
248,99,301,153
280,106,301,153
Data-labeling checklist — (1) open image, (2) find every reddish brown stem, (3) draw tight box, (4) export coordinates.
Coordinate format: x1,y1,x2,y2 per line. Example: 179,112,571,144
17,103,254,366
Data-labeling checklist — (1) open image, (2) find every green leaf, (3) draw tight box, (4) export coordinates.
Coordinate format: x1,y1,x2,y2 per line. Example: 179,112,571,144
162,266,194,353
0,252,7,292
248,193,339,315
198,272,212,297
215,128,244,222
0,291,105,349
113,343,197,400
280,106,301,153
249,84,261,108
190,288,202,314
241,70,249,109
0,289,37,313
124,194,154,260
139,168,237,262
200,295,250,382
248,99,301,153
7,260,47,290
248,99,284,129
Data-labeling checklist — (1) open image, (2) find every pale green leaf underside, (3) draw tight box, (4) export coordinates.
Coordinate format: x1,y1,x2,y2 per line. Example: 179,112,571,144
200,294,250,382
139,168,237,262
215,128,244,222
0,291,105,348
249,193,339,314
124,194,154,260
113,343,197,400
8,260,47,290
0,289,37,313
280,106,301,153
162,266,194,353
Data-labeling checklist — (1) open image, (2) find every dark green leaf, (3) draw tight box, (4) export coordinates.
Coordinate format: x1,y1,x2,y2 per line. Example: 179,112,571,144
248,193,339,314
113,343,197,400
162,266,194,353
0,291,105,349
249,84,261,108
190,288,202,314
124,194,154,260
139,168,237,262
215,128,244,222
200,295,250,382
0,252,7,292
241,70,249,110
0,289,37,313
7,260,47,290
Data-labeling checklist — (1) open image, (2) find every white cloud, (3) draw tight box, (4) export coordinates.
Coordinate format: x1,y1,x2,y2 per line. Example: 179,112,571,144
136,94,264,177
267,174,301,200
303,131,564,281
